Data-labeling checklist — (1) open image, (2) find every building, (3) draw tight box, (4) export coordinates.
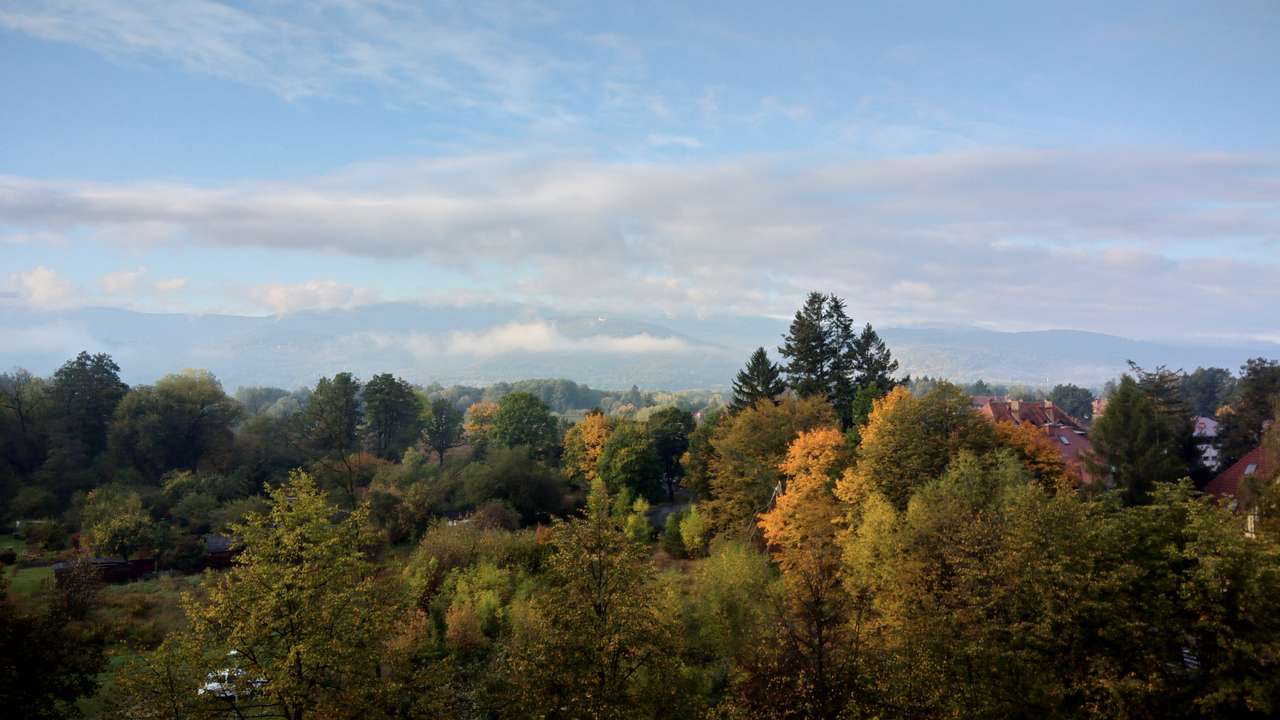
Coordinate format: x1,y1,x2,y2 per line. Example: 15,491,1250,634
1193,416,1220,471
972,397,1095,481
1205,445,1276,537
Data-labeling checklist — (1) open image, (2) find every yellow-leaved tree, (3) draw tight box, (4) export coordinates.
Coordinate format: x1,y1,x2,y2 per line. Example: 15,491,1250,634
113,470,401,720
560,409,614,488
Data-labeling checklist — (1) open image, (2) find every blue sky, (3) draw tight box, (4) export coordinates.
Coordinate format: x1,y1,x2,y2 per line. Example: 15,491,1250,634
1,0,1278,341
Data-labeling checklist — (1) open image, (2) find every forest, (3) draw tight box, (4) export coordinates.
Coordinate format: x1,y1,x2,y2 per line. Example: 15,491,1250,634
2,291,1279,720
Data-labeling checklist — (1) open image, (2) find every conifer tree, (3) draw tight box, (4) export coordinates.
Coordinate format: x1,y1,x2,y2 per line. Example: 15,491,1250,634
851,322,901,394
731,347,786,411
1087,375,1188,504
779,292,834,400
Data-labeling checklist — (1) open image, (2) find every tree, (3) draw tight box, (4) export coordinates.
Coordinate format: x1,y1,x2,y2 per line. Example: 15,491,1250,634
500,479,687,718
647,406,695,501
561,410,613,488
108,370,241,481
836,383,997,512
0,574,106,719
464,400,500,453
1087,375,1188,505
598,420,663,502
1181,366,1236,417
459,445,567,524
680,408,724,498
731,347,786,412
421,397,465,465
41,352,128,499
0,369,49,478
490,392,558,457
166,471,396,720
1048,383,1094,422
362,373,422,460
301,372,363,499
993,420,1073,490
1218,358,1280,466
705,395,837,535
850,322,900,396
779,292,835,400
81,486,153,560
749,427,858,719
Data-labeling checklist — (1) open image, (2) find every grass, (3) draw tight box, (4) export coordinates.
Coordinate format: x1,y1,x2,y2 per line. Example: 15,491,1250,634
5,565,53,595
0,534,26,552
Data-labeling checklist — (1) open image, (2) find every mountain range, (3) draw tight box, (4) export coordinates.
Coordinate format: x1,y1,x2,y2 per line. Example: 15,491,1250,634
2,303,1275,392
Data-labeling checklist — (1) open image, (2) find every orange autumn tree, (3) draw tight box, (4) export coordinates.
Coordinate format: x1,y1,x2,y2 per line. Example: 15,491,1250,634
750,427,857,718
561,410,614,488
993,420,1074,491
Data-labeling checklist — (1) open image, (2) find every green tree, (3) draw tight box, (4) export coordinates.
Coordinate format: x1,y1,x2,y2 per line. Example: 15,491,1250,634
598,420,663,502
40,352,129,499
1218,357,1280,466
421,396,465,466
850,322,901,396
1048,383,1094,422
491,391,558,457
680,408,724,498
500,479,687,719
301,372,364,499
1181,366,1236,417
108,369,241,481
731,347,786,412
779,292,835,400
362,373,422,459
1087,375,1189,505
0,573,106,719
163,471,396,720
647,406,695,501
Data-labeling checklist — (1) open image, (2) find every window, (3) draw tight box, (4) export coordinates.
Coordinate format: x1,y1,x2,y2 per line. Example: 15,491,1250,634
1244,463,1258,476
1059,435,1070,445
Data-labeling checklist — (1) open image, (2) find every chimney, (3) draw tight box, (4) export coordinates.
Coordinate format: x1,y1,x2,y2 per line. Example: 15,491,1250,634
1009,399,1021,414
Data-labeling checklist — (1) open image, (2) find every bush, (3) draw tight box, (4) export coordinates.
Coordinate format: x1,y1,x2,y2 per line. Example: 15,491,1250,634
404,521,546,607
168,535,207,574
680,504,709,558
0,548,16,566
24,521,69,551
661,511,686,558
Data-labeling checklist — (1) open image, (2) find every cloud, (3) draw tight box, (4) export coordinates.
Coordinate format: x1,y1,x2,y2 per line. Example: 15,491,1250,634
100,267,147,294
370,321,690,359
153,277,189,293
0,0,560,113
248,280,379,315
648,134,703,149
9,266,78,310
1,147,1277,338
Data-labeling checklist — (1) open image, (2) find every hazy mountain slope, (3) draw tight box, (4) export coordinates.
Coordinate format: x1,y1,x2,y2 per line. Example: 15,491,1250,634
0,304,1274,391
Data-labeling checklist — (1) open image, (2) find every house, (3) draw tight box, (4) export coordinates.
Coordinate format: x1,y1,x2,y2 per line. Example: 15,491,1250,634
1193,416,1220,471
1205,445,1276,537
972,397,1095,482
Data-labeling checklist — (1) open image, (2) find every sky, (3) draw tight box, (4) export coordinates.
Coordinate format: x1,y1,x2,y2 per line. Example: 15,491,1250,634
1,0,1278,342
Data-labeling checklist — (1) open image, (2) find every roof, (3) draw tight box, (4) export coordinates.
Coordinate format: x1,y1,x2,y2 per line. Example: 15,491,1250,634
1204,445,1274,503
972,397,1095,482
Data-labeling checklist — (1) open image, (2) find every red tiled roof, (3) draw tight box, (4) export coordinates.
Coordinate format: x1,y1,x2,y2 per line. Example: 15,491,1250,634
1204,446,1274,502
973,397,1095,482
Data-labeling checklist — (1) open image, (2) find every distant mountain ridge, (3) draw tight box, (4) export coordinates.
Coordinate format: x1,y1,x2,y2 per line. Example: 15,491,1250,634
1,303,1275,391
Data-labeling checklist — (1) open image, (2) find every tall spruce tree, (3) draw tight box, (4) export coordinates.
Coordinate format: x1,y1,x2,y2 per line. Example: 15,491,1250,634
731,347,786,411
851,322,901,393
779,292,835,400
826,297,859,428
1087,375,1188,505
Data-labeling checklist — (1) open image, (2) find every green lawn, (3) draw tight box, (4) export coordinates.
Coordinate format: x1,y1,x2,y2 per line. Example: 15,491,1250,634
0,534,26,552
5,565,53,595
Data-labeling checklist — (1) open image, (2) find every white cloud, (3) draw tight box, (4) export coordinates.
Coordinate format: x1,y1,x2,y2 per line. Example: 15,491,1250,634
10,266,78,310
1,147,1277,338
371,321,689,359
153,277,189,293
248,280,379,315
100,267,147,294
648,134,703,149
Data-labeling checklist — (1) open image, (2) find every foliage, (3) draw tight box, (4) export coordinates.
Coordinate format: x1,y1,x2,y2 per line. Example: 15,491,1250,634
680,504,710,558
836,383,996,511
1181,366,1237,418
647,406,695,501
598,420,663,501
1048,383,1095,422
421,396,465,465
560,409,613,488
490,392,559,458
0,574,107,719
363,372,422,460
680,408,725,498
499,479,690,718
458,445,568,524
1218,357,1280,466
731,347,786,412
301,372,364,500
1088,375,1189,504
